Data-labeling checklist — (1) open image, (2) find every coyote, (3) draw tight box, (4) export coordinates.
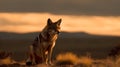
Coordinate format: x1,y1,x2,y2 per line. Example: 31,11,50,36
26,18,62,65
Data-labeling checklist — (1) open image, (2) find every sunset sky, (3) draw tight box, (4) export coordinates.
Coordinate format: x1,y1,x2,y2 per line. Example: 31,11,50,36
0,0,120,36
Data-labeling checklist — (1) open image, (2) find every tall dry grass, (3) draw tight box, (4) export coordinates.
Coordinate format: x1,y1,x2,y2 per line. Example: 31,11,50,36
0,51,120,67
55,52,120,67
0,51,16,65
56,52,79,66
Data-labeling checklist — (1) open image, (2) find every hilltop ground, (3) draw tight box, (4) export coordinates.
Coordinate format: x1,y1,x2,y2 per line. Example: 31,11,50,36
0,32,120,67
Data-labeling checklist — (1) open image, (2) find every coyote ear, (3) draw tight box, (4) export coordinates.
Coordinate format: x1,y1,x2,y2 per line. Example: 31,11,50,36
47,18,52,25
56,19,62,26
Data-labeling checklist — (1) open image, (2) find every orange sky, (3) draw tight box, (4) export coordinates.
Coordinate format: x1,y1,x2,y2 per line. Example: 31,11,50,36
0,13,120,36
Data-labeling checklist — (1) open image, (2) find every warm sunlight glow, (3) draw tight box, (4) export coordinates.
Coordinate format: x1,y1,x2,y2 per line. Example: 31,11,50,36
0,13,120,36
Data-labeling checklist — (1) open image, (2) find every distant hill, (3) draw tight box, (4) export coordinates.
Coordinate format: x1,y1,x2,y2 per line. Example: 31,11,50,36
0,32,120,60
0,32,39,39
0,32,120,39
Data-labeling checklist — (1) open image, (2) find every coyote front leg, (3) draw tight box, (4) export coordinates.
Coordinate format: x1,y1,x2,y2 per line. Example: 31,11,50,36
47,47,54,65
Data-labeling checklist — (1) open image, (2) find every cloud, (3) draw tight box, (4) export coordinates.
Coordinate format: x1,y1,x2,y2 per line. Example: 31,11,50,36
0,13,44,26
0,0,120,16
0,18,28,26
0,13,120,36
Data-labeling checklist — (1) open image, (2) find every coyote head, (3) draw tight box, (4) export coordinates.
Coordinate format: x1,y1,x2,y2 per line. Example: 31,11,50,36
42,18,62,39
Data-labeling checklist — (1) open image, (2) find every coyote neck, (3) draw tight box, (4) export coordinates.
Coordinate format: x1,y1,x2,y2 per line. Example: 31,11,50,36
40,32,58,42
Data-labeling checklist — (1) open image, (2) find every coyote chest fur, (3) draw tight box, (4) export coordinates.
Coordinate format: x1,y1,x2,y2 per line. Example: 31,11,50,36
26,18,62,65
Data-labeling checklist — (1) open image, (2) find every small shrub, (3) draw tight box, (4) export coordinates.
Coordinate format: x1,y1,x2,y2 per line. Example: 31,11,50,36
79,56,93,66
109,44,120,58
0,51,11,59
0,51,16,65
115,56,120,67
56,52,79,65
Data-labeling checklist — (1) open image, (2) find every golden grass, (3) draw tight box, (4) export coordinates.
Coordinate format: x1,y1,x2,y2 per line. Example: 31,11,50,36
79,56,93,66
1,52,120,67
56,52,79,65
115,56,120,67
0,51,16,65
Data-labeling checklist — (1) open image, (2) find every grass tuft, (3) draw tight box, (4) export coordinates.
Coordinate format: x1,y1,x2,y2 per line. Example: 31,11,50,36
56,52,79,65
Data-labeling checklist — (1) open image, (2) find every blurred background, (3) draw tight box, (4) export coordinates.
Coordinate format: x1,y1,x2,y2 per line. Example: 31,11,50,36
0,0,120,61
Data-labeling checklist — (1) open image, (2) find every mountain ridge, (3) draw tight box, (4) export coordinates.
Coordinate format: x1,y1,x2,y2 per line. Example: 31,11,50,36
0,31,120,39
